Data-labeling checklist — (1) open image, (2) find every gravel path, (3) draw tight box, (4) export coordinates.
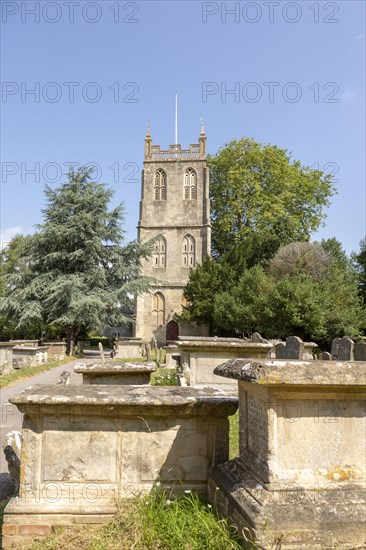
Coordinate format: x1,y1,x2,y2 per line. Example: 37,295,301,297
0,358,90,500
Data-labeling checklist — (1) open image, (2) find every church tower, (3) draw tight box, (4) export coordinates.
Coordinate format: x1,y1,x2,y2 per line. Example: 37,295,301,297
135,123,211,344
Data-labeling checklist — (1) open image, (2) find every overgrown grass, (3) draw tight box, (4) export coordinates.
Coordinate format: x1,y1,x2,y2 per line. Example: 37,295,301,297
25,489,243,550
151,367,178,386
0,358,70,388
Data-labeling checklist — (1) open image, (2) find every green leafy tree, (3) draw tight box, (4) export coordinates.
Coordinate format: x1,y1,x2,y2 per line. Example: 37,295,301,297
0,168,152,353
213,266,274,337
209,137,336,258
179,257,236,334
352,237,366,306
184,241,364,343
0,234,40,340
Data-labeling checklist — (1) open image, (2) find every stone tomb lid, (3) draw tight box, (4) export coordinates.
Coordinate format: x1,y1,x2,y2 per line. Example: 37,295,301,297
74,362,156,374
12,345,48,351
177,340,272,350
214,359,366,387
9,384,238,416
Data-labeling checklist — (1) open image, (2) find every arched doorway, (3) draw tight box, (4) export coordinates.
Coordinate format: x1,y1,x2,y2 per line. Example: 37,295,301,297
166,320,179,341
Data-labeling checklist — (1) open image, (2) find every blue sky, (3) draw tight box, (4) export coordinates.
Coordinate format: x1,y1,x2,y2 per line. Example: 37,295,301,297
1,0,365,254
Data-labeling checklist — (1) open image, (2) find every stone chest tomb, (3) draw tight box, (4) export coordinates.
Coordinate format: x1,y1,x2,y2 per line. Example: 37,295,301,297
2,384,237,547
74,362,156,385
208,359,366,549
177,338,272,390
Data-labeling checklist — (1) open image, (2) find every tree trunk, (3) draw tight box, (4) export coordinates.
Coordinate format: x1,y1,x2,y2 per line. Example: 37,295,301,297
66,325,80,355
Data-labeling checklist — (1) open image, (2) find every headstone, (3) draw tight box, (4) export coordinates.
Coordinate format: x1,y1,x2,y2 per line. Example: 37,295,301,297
319,351,331,360
56,371,71,385
302,342,317,360
285,336,304,359
275,342,286,359
251,332,266,343
145,342,151,362
151,336,158,352
98,342,105,364
338,336,354,361
331,337,341,359
354,342,366,362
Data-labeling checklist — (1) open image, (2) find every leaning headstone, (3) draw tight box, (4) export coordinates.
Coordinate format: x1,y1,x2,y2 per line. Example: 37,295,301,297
354,342,366,361
319,351,331,360
275,342,286,359
285,336,304,359
98,342,105,364
338,336,354,361
56,371,71,385
331,337,341,359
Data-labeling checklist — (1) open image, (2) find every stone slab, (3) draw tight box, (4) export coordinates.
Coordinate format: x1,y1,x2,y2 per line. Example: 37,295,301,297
74,362,157,385
10,384,238,416
214,358,366,387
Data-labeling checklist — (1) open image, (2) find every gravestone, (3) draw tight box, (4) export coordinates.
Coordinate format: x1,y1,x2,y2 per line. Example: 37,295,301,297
354,342,366,361
319,351,331,360
151,336,158,352
251,332,267,344
285,336,304,359
98,342,105,364
331,337,341,359
145,342,151,362
275,342,286,359
302,342,317,360
56,371,71,385
338,336,354,361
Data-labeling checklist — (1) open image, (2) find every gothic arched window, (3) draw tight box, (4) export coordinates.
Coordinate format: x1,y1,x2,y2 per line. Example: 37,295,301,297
152,292,165,325
153,237,166,268
182,235,196,267
154,169,166,200
184,168,197,200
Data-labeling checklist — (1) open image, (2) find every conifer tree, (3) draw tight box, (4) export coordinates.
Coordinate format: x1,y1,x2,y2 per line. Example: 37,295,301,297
0,168,152,353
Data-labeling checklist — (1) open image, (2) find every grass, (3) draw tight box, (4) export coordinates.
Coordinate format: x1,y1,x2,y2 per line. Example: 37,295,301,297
151,367,178,386
0,358,70,388
23,489,243,550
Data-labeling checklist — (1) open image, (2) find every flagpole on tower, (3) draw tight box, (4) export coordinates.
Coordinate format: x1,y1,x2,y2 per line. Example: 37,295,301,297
175,94,178,145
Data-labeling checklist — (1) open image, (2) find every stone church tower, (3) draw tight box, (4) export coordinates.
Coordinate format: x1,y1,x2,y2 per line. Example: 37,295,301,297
134,123,211,344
